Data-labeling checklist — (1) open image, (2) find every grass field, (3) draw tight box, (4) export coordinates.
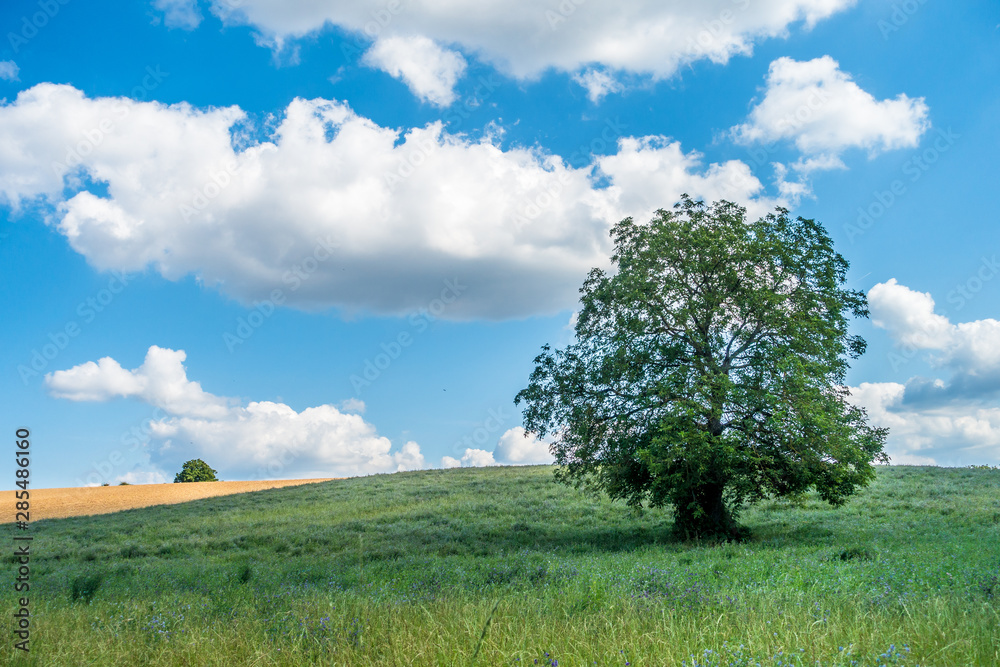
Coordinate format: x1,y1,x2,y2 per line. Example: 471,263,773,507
3,465,999,666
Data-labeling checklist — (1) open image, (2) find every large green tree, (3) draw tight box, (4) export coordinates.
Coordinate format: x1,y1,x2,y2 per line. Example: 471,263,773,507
173,459,219,483
516,197,888,540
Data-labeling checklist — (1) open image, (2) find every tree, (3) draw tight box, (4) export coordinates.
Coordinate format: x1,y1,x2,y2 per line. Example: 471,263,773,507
173,459,219,483
515,197,888,540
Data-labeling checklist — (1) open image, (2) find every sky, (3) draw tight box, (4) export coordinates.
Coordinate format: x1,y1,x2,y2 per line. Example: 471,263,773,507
1,0,998,489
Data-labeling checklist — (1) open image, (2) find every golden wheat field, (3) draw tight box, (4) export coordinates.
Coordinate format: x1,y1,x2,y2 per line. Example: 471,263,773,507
15,479,337,521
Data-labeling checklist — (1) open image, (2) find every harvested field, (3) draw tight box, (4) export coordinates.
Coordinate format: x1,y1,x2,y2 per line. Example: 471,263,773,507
17,478,337,521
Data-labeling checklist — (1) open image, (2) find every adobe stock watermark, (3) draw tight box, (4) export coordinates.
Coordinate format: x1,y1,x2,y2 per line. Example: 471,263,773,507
878,0,929,40
76,408,167,487
684,0,752,61
7,0,71,54
844,127,959,244
887,253,996,372
17,271,132,385
545,0,586,30
179,143,276,220
350,278,466,393
256,447,297,480
50,65,169,177
510,117,627,231
383,134,438,192
946,254,999,312
223,234,340,352
337,0,406,61
736,87,832,187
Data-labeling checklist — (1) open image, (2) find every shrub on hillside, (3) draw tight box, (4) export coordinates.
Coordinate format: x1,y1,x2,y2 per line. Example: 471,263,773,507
173,459,219,483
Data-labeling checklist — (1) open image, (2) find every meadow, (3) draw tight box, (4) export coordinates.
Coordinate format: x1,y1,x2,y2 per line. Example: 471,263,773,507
3,465,999,666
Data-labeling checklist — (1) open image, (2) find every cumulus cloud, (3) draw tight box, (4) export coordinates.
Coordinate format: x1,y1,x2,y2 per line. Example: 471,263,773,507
442,448,496,468
363,35,466,107
732,56,930,165
208,0,855,81
867,278,1000,402
115,470,170,485
46,346,425,479
850,381,1000,467
338,398,367,414
573,69,624,103
442,427,553,468
153,0,202,30
0,83,778,320
848,278,1000,466
494,427,554,464
0,61,19,81
46,346,231,418
867,279,954,351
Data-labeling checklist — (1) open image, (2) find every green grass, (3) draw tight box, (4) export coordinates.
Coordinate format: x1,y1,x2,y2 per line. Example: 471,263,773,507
4,465,999,665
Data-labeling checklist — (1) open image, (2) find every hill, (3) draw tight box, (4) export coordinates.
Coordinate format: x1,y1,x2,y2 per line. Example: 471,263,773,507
16,478,337,521
4,465,999,665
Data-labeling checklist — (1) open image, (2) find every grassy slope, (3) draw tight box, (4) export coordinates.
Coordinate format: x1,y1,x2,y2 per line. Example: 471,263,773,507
4,465,999,666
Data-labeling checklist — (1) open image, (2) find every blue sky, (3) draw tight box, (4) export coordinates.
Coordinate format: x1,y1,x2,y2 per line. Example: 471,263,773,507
2,0,998,489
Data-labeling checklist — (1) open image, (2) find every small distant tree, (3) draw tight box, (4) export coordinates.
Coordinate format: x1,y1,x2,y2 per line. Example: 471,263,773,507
516,197,888,541
174,459,219,483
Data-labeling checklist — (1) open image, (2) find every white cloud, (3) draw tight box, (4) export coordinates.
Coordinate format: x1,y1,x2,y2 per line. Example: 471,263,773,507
868,279,954,351
595,136,782,219
437,450,496,468
847,278,1000,466
573,69,624,103
0,61,19,82
208,0,855,81
338,398,367,414
867,278,1000,396
732,56,930,162
46,346,231,418
363,36,466,107
153,0,202,30
115,470,170,485
850,381,1000,467
0,84,781,320
494,427,554,464
459,449,496,467
46,346,425,479
440,427,554,468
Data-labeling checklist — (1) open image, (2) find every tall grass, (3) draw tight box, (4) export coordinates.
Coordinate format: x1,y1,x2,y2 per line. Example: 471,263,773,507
4,465,999,665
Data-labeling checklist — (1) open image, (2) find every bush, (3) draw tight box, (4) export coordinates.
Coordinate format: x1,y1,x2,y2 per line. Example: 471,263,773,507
70,573,104,603
174,459,219,483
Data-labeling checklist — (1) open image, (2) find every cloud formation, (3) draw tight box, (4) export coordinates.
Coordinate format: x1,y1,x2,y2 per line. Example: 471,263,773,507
0,61,19,81
573,69,625,103
848,278,1000,466
46,346,425,479
732,56,930,163
153,0,202,30
0,83,776,320
208,0,856,83
442,427,553,468
363,35,467,107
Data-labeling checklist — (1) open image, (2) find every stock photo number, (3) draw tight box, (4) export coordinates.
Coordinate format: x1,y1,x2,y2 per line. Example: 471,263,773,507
13,428,32,653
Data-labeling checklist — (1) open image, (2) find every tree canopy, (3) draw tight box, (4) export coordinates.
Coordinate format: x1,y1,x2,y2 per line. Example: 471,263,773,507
173,459,219,483
515,197,888,540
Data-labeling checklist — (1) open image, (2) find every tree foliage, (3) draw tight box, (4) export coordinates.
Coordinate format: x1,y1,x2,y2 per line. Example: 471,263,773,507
173,459,219,483
516,197,888,540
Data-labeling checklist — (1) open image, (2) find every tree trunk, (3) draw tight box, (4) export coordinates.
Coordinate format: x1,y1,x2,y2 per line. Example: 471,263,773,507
672,480,746,541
